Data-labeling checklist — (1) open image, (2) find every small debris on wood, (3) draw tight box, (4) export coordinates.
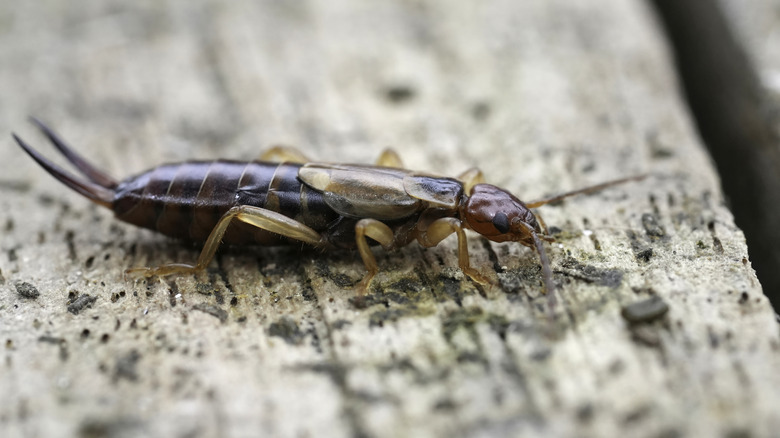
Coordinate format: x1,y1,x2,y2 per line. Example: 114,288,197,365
558,258,623,288
192,303,228,323
383,84,416,103
114,349,142,382
68,294,97,315
641,213,666,239
635,247,654,262
38,335,65,345
15,281,40,299
621,296,669,324
268,317,304,345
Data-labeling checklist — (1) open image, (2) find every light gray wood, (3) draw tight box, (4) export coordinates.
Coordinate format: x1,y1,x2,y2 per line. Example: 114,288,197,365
1,1,778,437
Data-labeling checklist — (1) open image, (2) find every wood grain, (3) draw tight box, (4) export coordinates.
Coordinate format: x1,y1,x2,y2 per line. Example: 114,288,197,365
1,1,778,437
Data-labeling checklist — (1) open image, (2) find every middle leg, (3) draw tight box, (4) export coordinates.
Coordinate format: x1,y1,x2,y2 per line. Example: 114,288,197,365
457,167,485,193
375,148,404,168
353,218,395,294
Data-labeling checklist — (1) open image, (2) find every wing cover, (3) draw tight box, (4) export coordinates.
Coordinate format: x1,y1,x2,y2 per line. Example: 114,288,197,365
403,175,463,209
298,163,421,220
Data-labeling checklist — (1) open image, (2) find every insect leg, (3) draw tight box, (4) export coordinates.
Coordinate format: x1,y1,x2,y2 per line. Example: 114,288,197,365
375,148,403,168
258,146,311,163
126,205,323,277
534,211,549,235
457,167,485,193
416,217,490,285
354,218,395,294
532,211,555,242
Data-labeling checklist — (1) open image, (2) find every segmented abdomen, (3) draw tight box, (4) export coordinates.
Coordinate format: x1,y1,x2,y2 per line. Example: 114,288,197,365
112,160,338,244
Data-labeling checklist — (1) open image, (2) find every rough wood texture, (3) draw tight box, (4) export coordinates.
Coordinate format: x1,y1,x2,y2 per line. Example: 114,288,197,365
652,0,780,306
1,1,778,437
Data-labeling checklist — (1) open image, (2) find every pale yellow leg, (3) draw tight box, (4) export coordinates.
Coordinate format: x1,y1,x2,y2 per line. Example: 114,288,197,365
258,145,311,163
417,217,489,284
354,218,395,294
126,205,323,278
375,148,404,168
457,167,485,193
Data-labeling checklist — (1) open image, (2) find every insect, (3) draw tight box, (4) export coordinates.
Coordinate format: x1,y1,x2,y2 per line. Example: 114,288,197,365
13,119,643,302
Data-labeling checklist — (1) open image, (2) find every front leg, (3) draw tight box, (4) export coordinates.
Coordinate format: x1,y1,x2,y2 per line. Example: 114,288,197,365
416,217,490,285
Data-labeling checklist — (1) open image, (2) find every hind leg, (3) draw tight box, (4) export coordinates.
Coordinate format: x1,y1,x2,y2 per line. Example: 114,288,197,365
258,146,311,163
126,205,324,277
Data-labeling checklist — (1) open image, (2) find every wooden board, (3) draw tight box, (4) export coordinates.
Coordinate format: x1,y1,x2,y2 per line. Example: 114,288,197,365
1,1,778,437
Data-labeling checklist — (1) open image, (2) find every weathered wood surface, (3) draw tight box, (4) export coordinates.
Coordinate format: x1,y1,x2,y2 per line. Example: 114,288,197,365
1,1,778,437
653,0,780,306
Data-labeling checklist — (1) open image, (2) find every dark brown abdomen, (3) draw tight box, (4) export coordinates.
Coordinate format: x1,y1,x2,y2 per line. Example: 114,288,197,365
112,160,338,245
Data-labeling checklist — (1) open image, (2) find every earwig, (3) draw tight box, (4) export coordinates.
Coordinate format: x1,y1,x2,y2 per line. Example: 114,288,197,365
13,119,645,304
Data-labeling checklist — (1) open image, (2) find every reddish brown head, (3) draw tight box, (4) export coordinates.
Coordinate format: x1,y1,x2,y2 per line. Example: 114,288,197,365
461,184,541,245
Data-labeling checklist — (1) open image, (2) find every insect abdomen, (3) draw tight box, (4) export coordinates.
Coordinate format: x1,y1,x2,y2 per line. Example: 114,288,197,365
112,161,337,244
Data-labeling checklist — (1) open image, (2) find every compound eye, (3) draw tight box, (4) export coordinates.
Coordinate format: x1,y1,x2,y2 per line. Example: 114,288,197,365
492,212,510,234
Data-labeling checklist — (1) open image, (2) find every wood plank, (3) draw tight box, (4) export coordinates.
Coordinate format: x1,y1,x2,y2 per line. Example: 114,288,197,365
1,1,778,437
